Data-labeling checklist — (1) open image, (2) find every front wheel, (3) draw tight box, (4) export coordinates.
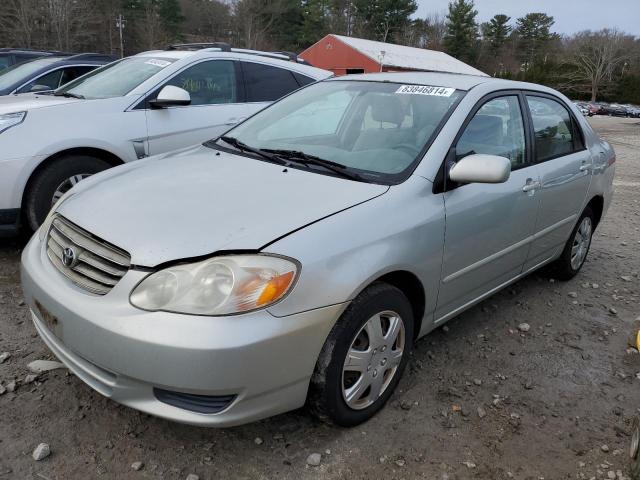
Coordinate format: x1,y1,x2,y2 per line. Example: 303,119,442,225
24,155,111,231
308,282,414,426
550,206,594,280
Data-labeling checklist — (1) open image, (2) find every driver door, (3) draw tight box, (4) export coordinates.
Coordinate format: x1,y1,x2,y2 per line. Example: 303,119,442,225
145,60,249,156
435,93,541,321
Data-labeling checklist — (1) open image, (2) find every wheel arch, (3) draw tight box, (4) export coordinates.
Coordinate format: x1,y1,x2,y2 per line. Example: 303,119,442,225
585,195,604,228
372,270,426,341
21,147,124,208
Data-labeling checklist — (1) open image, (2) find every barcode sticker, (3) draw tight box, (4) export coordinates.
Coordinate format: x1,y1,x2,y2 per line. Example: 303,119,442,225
395,85,455,97
145,59,171,68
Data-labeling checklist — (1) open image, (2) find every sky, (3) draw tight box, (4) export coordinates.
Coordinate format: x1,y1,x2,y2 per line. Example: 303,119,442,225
415,0,640,36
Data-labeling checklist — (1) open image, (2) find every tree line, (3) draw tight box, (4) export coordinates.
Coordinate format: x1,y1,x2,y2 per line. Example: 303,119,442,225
1,0,639,103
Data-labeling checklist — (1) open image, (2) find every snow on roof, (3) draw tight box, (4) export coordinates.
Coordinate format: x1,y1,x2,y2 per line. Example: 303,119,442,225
331,35,488,77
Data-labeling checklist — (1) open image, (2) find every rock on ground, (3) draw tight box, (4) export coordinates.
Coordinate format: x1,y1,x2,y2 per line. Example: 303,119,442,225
32,443,50,461
27,360,66,373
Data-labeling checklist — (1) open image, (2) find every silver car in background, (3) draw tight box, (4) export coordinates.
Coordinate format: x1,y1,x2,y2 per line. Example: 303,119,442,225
21,72,615,427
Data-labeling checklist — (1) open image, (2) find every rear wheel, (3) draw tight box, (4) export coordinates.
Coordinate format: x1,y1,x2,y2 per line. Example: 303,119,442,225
549,206,594,280
308,282,414,426
24,155,111,231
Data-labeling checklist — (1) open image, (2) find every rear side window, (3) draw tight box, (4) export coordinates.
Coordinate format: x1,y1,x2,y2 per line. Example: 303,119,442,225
241,62,300,102
293,72,314,87
526,96,576,162
60,66,96,85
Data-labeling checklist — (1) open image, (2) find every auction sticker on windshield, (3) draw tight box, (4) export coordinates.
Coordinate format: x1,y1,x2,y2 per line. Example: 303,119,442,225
395,85,455,97
145,59,171,68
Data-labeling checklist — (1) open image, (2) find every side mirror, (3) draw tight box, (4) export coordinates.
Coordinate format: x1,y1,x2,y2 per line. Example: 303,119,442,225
29,84,51,93
149,85,191,108
449,154,511,184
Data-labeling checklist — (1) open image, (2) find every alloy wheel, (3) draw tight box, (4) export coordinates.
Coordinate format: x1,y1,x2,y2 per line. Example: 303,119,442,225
51,173,92,208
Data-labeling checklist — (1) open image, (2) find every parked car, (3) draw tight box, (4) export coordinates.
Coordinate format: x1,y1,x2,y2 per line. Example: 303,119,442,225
601,103,628,117
624,105,640,118
573,101,589,116
0,48,66,72
0,53,115,96
21,72,615,427
0,43,331,234
587,103,603,116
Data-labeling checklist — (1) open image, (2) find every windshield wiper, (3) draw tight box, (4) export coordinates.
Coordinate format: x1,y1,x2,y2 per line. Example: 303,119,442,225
53,91,85,99
218,136,285,165
262,148,364,182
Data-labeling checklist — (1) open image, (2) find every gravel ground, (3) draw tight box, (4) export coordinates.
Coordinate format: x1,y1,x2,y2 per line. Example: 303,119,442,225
0,116,638,480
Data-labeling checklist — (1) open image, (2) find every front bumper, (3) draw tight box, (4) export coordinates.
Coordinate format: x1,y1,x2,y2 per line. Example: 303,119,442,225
21,235,346,426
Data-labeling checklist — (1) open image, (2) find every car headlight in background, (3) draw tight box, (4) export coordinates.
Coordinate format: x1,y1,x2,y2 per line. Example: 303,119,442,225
0,111,26,134
130,254,298,315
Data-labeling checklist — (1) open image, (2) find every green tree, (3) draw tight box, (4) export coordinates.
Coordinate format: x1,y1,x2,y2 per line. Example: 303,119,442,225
443,0,478,63
482,14,511,55
353,0,417,43
515,12,555,68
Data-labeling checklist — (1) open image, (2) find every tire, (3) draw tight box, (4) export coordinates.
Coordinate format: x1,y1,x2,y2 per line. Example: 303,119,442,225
549,206,595,281
308,282,414,427
24,155,111,231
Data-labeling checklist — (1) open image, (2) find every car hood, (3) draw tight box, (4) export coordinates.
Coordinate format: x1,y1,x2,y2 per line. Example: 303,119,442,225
58,146,388,267
0,93,79,114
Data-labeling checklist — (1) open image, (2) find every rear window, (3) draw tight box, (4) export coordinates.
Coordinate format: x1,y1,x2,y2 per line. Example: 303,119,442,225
526,96,579,162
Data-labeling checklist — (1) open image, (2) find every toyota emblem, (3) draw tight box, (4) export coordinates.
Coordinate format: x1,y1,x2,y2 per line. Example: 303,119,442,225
62,246,77,268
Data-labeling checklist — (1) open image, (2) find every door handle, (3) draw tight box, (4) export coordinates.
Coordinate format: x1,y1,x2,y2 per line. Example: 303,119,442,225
579,164,592,172
522,179,541,193
224,117,246,126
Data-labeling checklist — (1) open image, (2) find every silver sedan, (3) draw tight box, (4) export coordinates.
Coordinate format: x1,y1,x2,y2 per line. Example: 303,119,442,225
21,72,615,427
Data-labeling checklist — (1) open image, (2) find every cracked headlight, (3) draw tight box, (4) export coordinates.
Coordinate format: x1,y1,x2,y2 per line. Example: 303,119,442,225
130,254,298,315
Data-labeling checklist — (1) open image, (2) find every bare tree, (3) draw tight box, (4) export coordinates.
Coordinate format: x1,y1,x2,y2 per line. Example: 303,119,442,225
0,0,42,48
565,29,636,101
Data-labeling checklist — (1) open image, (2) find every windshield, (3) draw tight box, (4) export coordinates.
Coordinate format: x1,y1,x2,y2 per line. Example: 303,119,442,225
220,80,463,183
57,56,177,99
0,57,59,90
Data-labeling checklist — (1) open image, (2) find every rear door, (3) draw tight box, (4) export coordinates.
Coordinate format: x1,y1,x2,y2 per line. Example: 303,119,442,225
522,94,593,270
435,93,541,321
145,59,249,155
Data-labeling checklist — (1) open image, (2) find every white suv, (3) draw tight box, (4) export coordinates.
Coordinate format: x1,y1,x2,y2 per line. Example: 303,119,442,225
0,43,331,233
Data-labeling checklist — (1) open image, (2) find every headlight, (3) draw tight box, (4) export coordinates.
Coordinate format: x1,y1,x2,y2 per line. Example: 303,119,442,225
130,254,298,315
38,190,75,241
0,111,26,134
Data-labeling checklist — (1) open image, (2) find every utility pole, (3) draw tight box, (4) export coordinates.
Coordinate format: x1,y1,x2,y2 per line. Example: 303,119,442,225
116,14,126,58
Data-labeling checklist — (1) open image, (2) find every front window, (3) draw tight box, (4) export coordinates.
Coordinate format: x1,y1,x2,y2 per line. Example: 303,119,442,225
218,80,463,183
57,56,177,99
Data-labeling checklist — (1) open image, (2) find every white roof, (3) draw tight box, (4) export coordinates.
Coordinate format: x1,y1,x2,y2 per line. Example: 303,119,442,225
332,35,488,77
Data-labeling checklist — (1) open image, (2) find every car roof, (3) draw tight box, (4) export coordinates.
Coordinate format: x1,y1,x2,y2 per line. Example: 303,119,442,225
327,71,567,95
133,49,331,80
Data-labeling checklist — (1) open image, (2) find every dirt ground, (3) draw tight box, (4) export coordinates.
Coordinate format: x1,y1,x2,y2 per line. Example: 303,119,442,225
0,116,638,480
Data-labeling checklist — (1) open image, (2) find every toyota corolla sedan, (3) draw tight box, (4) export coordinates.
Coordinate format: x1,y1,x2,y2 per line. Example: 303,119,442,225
21,72,615,427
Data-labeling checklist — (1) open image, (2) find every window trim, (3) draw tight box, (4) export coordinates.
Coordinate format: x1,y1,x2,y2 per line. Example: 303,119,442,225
433,89,532,194
522,91,588,164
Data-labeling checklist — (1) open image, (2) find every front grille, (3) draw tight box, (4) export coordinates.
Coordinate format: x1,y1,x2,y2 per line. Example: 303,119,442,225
46,215,131,295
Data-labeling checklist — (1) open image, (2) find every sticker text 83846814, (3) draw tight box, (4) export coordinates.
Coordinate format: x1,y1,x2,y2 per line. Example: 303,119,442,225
395,85,455,97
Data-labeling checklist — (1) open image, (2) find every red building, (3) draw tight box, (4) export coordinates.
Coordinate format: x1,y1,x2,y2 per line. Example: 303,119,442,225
300,34,487,77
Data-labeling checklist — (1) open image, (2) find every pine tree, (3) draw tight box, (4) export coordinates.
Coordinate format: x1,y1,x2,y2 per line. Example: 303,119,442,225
443,0,478,63
353,0,417,43
483,14,511,55
516,12,555,69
